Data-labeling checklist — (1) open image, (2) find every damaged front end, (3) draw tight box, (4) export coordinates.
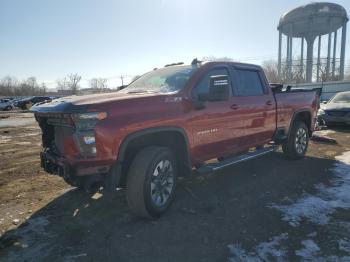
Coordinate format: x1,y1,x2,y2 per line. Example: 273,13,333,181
32,101,117,190
35,112,76,177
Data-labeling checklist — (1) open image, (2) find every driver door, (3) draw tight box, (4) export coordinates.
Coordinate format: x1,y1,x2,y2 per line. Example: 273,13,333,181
189,67,245,162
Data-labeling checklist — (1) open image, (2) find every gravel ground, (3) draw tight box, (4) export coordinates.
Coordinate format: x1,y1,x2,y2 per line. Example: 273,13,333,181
0,113,350,261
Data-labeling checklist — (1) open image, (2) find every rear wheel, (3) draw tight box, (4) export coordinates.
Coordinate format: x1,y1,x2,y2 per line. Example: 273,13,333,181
126,146,177,218
282,121,309,160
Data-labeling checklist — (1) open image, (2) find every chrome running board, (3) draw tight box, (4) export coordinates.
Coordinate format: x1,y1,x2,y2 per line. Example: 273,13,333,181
197,146,278,175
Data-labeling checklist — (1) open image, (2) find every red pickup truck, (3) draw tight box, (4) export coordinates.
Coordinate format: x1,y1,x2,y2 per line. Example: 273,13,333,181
32,60,318,218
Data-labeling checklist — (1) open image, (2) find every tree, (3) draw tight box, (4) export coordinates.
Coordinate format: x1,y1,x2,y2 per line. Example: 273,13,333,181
261,58,305,84
89,78,107,92
67,73,81,95
56,77,68,91
57,74,81,94
40,83,47,95
0,76,18,96
0,76,46,96
262,60,279,83
201,55,235,62
313,58,342,82
26,77,38,94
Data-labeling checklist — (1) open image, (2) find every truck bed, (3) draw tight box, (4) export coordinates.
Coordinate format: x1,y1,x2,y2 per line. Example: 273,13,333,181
274,89,318,133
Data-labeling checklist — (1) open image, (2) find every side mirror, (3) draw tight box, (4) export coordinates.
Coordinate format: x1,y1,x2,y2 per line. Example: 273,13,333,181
207,75,230,101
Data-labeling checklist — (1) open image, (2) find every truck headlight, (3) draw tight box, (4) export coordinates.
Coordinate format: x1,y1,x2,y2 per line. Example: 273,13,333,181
71,112,106,156
73,112,107,121
72,112,107,131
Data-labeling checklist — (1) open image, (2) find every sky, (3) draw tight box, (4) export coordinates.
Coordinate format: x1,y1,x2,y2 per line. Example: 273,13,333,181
1,0,350,89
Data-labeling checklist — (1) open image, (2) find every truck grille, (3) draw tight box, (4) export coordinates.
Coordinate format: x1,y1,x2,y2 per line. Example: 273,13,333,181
36,114,74,156
53,126,74,155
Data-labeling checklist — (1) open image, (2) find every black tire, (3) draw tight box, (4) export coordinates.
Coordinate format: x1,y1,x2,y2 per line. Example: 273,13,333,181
5,106,11,111
282,121,309,160
126,146,177,218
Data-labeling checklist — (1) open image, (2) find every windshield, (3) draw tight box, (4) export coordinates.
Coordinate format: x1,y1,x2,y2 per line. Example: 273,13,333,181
330,93,350,103
121,66,196,94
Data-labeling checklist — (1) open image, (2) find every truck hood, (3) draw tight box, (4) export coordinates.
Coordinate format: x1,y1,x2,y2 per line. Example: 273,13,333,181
31,91,169,113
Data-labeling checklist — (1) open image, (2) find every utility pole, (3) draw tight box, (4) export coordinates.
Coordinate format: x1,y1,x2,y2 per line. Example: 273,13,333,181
120,75,124,86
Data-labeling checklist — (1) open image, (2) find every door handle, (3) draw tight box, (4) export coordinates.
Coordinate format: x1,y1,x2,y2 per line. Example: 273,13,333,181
230,104,239,110
266,100,273,106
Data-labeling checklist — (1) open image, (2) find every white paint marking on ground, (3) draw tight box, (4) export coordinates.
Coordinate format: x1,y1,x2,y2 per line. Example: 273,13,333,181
270,151,350,226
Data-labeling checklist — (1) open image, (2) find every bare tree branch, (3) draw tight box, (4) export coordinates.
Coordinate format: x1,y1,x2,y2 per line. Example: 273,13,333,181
89,78,107,92
67,73,81,95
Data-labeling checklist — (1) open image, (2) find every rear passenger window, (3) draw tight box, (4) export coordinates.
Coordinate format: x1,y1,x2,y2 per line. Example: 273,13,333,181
235,69,264,96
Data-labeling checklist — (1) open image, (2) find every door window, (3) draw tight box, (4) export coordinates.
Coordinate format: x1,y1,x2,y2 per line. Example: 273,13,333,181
193,68,231,97
235,69,264,96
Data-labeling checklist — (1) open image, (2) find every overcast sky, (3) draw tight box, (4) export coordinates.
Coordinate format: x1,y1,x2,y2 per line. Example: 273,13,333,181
1,0,350,89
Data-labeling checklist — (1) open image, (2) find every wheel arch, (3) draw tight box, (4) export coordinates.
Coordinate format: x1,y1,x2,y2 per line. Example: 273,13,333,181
117,126,192,183
287,109,312,137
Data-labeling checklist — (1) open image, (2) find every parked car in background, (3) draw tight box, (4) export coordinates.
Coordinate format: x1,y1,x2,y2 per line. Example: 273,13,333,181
317,91,350,126
0,99,14,111
15,96,52,110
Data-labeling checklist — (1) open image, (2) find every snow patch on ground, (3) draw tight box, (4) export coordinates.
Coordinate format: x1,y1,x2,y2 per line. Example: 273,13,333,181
314,129,336,136
295,239,350,261
227,233,288,262
338,239,350,253
0,118,36,128
0,135,11,143
17,132,40,137
228,151,350,261
270,151,350,226
14,141,31,145
295,239,320,259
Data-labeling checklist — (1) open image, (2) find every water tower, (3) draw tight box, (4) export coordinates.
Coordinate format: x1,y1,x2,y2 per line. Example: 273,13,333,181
277,2,348,83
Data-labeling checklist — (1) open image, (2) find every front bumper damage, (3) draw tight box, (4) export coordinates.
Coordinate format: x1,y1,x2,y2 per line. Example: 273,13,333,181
41,151,112,177
40,151,70,176
40,151,122,190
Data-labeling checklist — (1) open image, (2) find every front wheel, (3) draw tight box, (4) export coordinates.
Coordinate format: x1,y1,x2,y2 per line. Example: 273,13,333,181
126,146,177,218
282,121,309,160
